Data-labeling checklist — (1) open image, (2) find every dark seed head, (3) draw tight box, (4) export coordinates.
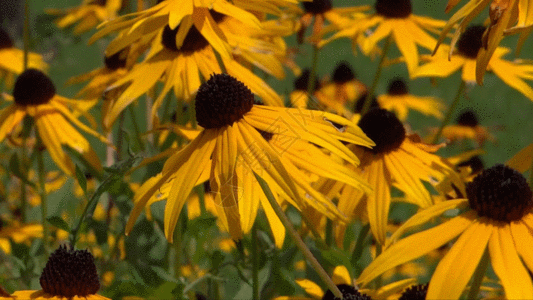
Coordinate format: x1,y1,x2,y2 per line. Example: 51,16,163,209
358,108,406,154
387,78,409,96
332,62,356,84
0,28,13,49
294,69,321,92
466,164,533,222
399,284,428,300
195,74,254,129
303,0,332,14
322,284,372,300
456,110,478,127
104,48,128,70
457,25,485,59
375,0,412,18
13,69,56,106
40,245,100,297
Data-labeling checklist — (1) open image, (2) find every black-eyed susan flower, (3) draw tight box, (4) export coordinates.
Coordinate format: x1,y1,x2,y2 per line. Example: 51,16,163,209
0,69,105,175
295,0,370,45
431,110,495,147
0,219,42,254
103,12,286,128
127,73,374,243
273,265,414,300
436,0,532,83
377,78,445,121
318,62,367,117
0,28,47,88
336,108,459,245
88,0,297,59
414,25,533,101
0,244,110,299
325,0,445,75
358,164,533,299
46,0,124,35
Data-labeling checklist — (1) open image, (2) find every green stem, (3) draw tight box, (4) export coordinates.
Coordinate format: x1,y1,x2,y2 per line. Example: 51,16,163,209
252,224,259,300
351,224,370,272
306,45,320,99
36,136,49,256
23,0,30,71
466,249,489,300
128,105,145,151
361,36,392,116
431,80,466,144
254,172,342,299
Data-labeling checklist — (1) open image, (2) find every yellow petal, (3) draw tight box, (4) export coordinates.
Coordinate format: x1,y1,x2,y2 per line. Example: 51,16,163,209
489,225,533,299
295,279,324,299
332,265,351,286
357,211,475,286
427,220,492,299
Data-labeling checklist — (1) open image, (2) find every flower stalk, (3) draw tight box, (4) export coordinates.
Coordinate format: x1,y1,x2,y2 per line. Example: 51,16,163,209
431,80,466,144
361,36,392,116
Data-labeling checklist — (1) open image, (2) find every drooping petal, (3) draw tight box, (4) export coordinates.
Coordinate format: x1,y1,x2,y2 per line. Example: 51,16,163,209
490,224,533,299
357,212,475,286
427,220,492,299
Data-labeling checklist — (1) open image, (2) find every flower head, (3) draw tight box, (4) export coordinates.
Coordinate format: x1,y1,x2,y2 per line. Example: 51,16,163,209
127,73,373,244
358,164,533,299
1,244,109,299
0,69,105,175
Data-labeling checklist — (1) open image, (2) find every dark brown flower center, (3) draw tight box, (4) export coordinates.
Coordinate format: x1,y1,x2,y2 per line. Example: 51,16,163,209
13,69,56,106
387,78,409,95
333,62,355,84
399,284,428,300
294,69,321,92
104,48,128,70
40,245,100,297
354,92,379,113
303,0,332,14
0,28,13,49
375,0,412,18
456,110,478,127
195,73,254,129
457,25,485,59
466,164,533,222
358,108,405,154
162,11,225,54
322,284,372,300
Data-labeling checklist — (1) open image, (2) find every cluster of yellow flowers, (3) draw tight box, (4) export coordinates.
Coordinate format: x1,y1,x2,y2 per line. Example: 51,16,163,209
1,0,533,299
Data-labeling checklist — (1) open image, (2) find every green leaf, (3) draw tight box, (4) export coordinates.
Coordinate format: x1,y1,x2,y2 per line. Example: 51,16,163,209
47,216,70,232
232,263,271,299
75,164,87,195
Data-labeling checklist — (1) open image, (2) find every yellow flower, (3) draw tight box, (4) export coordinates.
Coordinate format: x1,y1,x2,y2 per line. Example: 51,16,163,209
0,69,106,175
274,265,414,300
325,0,445,75
0,220,42,254
336,108,459,245
0,245,110,300
436,0,532,84
0,29,47,88
89,0,297,60
295,0,370,45
317,62,368,117
428,110,496,147
127,74,373,243
102,12,287,128
46,0,124,35
377,78,445,121
358,164,533,299
414,25,533,101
